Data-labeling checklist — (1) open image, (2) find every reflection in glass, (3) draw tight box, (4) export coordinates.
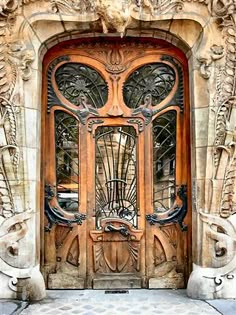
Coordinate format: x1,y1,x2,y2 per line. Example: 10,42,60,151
95,126,137,229
153,111,176,212
55,111,79,212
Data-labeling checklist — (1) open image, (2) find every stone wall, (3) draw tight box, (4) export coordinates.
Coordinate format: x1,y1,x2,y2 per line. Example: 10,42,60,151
0,0,235,300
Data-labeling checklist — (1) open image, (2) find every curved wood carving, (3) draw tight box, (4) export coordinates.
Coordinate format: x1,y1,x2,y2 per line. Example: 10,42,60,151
90,218,143,274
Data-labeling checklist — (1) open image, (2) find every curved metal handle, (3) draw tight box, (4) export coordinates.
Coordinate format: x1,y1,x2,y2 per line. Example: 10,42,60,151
104,223,130,237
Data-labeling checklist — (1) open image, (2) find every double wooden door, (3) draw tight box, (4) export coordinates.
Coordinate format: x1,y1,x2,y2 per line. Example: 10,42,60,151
42,38,191,289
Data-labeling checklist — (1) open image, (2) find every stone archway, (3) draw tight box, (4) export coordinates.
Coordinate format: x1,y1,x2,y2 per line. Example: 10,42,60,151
0,0,235,300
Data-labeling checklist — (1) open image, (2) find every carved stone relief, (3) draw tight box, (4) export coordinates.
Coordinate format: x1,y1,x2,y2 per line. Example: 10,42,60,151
0,0,235,300
0,0,43,300
185,0,236,299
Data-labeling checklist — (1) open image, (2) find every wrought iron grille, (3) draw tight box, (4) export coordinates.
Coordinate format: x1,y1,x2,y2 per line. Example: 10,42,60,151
123,63,176,109
153,111,176,212
95,126,138,229
55,63,108,108
55,111,79,212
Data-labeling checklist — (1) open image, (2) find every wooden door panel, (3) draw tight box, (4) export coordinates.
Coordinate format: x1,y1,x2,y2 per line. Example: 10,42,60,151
42,38,191,289
90,219,143,274
149,225,185,289
90,219,143,289
47,225,85,289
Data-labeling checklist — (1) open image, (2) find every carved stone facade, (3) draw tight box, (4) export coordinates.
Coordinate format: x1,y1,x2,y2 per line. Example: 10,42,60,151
0,0,235,300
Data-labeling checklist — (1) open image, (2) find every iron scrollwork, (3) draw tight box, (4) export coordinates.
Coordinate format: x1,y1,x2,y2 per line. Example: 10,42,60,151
132,93,160,125
47,56,70,113
161,55,184,112
87,119,104,133
123,62,176,109
95,126,138,229
47,60,109,124
127,118,144,132
44,184,86,231
146,185,187,231
55,62,108,108
123,59,184,126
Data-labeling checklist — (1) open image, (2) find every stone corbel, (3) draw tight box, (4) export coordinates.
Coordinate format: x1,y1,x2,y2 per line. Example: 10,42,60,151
7,40,35,81
95,1,131,37
0,211,46,300
198,44,224,79
187,212,236,299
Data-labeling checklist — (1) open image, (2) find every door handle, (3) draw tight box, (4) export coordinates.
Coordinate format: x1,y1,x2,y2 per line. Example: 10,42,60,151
104,223,130,237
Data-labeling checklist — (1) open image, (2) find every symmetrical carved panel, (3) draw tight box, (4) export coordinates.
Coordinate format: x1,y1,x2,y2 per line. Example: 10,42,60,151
90,219,143,274
0,0,234,300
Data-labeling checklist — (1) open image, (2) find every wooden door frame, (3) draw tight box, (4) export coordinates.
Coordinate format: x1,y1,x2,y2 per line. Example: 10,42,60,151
41,37,192,288
86,117,146,288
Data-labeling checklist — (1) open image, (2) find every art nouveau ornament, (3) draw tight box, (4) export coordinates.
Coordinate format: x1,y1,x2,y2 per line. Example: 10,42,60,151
0,0,235,300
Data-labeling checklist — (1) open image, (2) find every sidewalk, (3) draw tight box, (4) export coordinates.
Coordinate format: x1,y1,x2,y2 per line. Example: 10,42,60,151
1,290,236,315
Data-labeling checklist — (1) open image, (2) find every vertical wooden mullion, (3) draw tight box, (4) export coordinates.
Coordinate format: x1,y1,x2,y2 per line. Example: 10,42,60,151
86,126,96,288
137,126,146,282
78,123,87,285
44,108,57,276
144,123,154,282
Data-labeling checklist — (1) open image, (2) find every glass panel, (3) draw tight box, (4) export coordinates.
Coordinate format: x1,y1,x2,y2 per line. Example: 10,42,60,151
55,63,108,108
123,63,176,109
153,111,176,212
95,126,137,229
55,111,79,212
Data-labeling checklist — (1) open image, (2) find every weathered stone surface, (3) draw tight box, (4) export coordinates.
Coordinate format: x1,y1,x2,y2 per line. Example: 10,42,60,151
0,0,235,301
48,273,84,289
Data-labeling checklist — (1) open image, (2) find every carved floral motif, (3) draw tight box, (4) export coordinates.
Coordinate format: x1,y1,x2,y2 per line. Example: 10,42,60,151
182,0,236,298
0,0,234,299
50,0,95,14
0,0,35,296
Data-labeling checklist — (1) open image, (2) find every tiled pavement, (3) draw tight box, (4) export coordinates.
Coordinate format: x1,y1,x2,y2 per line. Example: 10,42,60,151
20,290,220,315
2,289,236,315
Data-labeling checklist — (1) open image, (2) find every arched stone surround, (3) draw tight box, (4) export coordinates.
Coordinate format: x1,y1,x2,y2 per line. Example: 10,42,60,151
0,0,235,300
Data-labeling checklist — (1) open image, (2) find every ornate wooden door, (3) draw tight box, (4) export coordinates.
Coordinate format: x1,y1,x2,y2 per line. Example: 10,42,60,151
42,38,191,289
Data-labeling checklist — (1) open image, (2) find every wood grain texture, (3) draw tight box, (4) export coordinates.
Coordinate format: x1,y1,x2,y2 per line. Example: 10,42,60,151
41,38,191,289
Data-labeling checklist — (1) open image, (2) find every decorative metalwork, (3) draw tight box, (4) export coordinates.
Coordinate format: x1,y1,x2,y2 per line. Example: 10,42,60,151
153,111,176,212
104,223,130,237
146,185,187,231
55,111,79,212
95,126,138,228
132,94,160,125
127,118,144,132
55,63,108,108
47,56,70,113
88,119,104,133
44,184,86,232
48,59,102,124
123,63,176,109
161,56,184,112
